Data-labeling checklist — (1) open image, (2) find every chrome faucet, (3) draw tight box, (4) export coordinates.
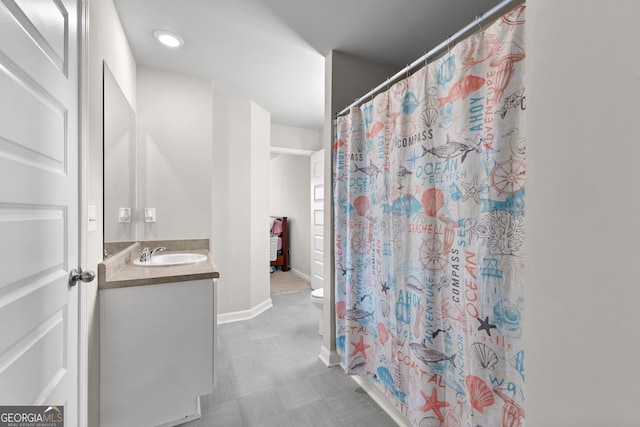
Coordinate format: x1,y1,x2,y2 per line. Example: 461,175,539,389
139,246,166,263
151,246,166,257
140,247,151,262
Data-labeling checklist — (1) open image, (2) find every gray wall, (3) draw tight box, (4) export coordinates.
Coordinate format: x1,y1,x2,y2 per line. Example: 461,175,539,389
526,0,640,424
212,93,271,316
136,67,213,241
272,124,320,151
87,0,137,424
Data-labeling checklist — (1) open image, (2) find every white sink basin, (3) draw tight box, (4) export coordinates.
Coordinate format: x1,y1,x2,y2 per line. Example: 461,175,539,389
133,253,207,267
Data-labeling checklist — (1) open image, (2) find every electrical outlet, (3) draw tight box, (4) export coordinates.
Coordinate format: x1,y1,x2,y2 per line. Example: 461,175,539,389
119,207,131,223
144,208,156,223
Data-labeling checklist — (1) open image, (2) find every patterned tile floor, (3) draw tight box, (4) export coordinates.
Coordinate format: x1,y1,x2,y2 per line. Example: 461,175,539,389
184,290,397,427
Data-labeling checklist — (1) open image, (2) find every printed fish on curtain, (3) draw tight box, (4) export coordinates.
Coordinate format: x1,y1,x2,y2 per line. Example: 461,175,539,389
334,5,526,427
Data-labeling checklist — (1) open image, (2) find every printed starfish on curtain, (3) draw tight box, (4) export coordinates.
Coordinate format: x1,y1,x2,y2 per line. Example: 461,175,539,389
419,387,450,422
461,173,488,204
407,146,428,167
381,282,390,295
477,316,497,336
350,335,370,358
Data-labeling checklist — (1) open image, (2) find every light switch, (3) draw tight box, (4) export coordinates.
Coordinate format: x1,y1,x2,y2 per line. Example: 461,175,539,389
119,207,131,223
88,205,97,232
144,208,156,223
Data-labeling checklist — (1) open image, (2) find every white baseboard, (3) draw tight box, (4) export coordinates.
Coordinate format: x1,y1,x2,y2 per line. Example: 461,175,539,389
155,397,201,426
290,268,311,282
318,345,341,367
350,375,412,427
217,298,273,324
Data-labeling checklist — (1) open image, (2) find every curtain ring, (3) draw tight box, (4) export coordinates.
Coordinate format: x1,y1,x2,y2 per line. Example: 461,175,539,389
386,78,390,90
447,36,451,54
476,14,483,33
406,64,410,79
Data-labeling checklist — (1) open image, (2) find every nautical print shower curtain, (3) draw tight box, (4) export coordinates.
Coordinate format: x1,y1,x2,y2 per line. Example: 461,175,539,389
333,5,526,427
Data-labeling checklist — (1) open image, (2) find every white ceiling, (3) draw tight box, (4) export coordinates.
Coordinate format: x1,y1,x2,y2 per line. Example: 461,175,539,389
113,0,504,129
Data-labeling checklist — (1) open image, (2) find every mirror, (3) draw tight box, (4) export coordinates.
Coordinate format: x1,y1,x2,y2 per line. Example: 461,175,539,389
103,62,136,244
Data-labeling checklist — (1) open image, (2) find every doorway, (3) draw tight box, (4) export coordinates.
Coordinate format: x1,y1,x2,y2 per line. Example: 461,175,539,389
269,150,316,294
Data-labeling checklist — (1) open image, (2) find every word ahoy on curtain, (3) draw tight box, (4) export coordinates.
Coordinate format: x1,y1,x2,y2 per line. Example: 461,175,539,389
333,5,526,427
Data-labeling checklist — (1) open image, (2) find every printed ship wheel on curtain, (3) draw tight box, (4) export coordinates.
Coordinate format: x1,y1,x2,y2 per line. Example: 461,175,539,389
419,238,448,272
490,158,525,195
351,230,372,255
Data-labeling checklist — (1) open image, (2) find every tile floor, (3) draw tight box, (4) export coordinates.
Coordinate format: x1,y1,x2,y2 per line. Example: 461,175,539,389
185,290,397,427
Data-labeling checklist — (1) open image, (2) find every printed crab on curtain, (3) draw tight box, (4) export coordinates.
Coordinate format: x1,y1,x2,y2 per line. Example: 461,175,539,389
333,5,526,427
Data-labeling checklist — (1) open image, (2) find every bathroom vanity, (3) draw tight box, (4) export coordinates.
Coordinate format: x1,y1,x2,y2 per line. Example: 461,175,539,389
98,240,219,427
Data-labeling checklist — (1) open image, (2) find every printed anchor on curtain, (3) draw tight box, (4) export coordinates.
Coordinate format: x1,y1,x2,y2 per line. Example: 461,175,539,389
333,5,526,427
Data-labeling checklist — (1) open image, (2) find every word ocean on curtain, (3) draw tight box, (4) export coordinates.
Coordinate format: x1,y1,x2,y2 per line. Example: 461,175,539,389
334,5,526,427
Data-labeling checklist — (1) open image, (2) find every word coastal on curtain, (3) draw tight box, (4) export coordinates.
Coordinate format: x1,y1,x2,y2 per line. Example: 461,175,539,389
334,6,526,427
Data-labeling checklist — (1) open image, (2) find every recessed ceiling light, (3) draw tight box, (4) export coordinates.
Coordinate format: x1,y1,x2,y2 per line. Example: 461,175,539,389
153,30,184,48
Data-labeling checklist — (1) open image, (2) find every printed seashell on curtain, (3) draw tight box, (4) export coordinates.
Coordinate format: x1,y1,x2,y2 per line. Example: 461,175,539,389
333,5,526,427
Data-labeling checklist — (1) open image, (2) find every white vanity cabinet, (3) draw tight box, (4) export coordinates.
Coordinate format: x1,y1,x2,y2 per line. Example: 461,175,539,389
100,278,217,427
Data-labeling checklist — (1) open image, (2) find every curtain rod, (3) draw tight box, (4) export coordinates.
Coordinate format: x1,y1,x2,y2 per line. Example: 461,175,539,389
336,0,525,117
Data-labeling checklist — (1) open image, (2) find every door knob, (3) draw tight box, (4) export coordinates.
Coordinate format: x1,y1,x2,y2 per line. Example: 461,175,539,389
69,267,96,287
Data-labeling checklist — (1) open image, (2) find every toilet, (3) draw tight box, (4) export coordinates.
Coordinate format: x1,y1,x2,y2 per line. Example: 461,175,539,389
310,287,324,336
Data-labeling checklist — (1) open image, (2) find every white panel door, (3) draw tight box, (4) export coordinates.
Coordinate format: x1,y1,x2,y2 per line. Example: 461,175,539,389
0,0,81,424
310,150,324,290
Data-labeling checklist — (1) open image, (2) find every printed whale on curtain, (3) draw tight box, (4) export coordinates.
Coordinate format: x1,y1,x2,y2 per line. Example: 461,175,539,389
425,134,482,162
346,305,374,321
409,340,457,367
333,5,526,427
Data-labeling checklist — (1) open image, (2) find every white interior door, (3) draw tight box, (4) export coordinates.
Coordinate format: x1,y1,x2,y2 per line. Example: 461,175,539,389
0,0,81,423
310,149,325,291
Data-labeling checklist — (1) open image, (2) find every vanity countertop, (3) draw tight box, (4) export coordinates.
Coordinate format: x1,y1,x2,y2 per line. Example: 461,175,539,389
98,241,219,290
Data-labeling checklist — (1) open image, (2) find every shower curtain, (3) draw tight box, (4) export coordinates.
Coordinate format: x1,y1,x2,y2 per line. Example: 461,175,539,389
334,5,526,427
